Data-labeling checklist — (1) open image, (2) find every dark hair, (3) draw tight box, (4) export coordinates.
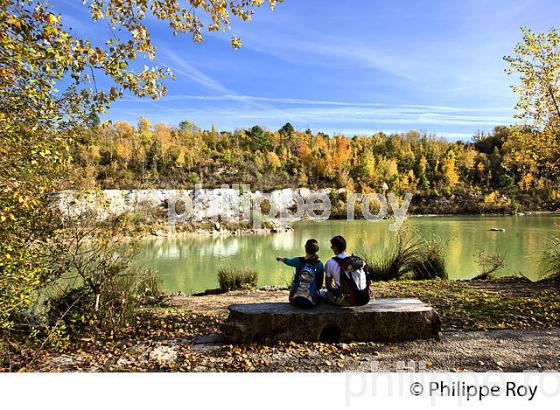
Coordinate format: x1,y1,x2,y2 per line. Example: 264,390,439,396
304,239,319,264
330,235,347,253
304,239,319,255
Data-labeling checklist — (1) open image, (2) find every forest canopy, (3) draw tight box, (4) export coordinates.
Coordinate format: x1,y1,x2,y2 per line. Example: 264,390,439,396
68,121,559,213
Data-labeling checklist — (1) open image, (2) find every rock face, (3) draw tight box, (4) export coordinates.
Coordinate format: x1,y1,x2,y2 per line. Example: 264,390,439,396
54,187,333,222
222,298,441,344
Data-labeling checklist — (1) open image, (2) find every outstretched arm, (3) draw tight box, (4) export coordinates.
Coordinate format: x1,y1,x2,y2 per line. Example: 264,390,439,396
278,257,300,267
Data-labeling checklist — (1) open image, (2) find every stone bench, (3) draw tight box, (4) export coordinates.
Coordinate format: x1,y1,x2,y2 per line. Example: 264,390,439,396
222,298,441,344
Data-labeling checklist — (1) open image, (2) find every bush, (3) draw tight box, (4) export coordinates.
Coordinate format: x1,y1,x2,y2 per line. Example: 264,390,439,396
45,267,163,341
540,236,560,280
258,198,272,216
0,210,167,370
136,268,165,305
38,212,165,342
410,237,448,280
366,233,422,281
472,250,505,280
358,230,447,281
0,203,62,358
217,268,258,291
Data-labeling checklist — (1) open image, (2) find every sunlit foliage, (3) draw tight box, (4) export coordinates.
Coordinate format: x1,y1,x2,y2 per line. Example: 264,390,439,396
0,0,279,352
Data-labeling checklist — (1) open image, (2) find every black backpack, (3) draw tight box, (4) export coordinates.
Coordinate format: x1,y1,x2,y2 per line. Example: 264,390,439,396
333,255,371,306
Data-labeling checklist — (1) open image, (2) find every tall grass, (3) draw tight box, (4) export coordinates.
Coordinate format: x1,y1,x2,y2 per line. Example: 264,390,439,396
541,236,560,280
365,233,421,281
410,237,448,280
357,230,447,281
217,268,259,291
47,266,164,337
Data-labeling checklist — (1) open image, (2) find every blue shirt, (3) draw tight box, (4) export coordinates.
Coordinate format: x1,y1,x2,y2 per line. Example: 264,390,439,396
282,257,324,289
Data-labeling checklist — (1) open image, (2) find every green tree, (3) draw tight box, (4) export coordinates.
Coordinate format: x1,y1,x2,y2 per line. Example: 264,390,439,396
279,122,295,136
247,125,273,151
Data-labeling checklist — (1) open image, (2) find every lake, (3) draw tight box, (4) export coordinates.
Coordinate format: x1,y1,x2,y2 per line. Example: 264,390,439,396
135,215,560,294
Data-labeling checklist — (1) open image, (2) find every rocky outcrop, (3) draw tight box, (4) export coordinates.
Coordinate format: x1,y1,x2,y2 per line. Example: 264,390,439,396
54,187,333,222
222,298,441,344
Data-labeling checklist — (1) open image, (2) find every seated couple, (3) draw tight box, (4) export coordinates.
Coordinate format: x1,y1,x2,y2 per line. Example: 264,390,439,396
276,236,371,308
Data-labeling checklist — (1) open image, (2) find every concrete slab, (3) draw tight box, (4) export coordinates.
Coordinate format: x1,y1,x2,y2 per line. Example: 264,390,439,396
222,298,441,344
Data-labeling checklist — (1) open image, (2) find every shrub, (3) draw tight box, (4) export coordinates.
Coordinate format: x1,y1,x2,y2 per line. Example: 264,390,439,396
258,198,272,216
0,211,167,370
540,236,560,280
472,250,505,280
358,230,447,281
410,237,448,280
39,212,165,340
186,173,197,184
0,203,62,359
366,233,422,281
45,267,163,341
217,268,258,291
136,268,165,305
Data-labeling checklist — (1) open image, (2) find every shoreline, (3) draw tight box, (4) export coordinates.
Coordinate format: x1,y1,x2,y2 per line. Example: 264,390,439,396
135,210,560,240
54,188,560,242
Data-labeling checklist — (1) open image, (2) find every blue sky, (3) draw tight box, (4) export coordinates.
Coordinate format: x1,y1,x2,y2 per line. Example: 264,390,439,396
55,0,560,140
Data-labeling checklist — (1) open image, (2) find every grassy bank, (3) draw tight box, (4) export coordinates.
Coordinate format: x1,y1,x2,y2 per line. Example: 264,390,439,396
374,277,560,330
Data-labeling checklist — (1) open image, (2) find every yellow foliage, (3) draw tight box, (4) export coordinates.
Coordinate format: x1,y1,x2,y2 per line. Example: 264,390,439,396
484,191,498,204
266,151,281,169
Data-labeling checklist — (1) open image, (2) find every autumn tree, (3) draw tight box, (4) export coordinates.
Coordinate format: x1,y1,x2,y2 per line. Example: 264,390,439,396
442,150,460,189
64,119,560,210
0,0,281,353
504,26,560,178
505,27,560,130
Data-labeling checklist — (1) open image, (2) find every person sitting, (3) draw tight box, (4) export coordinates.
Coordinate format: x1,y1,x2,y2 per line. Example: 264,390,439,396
320,235,370,306
276,239,324,308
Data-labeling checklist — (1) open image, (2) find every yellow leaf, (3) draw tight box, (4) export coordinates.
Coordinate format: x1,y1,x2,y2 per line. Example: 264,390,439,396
231,36,242,49
47,14,58,25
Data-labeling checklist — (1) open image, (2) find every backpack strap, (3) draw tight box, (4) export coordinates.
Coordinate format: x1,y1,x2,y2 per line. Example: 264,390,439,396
332,256,354,283
332,256,350,270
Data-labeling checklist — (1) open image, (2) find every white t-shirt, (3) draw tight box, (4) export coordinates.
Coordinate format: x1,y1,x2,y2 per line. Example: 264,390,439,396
324,252,349,289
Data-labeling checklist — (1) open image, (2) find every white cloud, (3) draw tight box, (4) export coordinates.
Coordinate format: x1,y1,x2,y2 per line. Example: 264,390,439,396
112,98,512,129
161,48,231,94
140,93,512,113
119,92,512,125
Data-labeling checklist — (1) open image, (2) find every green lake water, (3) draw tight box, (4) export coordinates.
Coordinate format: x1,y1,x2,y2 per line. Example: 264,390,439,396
135,215,560,294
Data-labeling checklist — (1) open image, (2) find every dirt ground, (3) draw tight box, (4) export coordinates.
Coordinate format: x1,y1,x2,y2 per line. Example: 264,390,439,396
12,278,560,372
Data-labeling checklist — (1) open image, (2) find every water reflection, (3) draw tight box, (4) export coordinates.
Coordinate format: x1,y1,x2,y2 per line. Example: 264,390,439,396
135,215,560,294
